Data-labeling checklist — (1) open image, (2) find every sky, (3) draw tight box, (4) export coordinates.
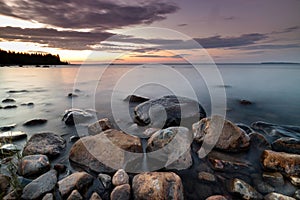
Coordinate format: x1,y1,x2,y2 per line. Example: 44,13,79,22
0,0,300,63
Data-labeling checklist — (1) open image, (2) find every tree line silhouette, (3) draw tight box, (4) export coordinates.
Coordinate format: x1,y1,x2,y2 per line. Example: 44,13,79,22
0,49,68,66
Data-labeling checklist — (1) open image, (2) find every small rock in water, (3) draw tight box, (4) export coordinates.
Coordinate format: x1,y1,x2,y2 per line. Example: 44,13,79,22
67,190,82,200
0,131,27,142
110,184,130,200
62,108,94,125
264,192,296,200
112,169,129,186
23,132,66,158
7,89,29,93
88,118,112,135
239,99,252,105
262,172,284,187
272,137,300,154
143,128,160,138
2,98,16,103
98,173,112,189
70,135,80,142
0,123,16,131
20,102,34,106
229,178,263,199
124,94,150,103
18,154,50,178
67,93,78,98
23,119,47,126
21,169,57,200
3,105,17,109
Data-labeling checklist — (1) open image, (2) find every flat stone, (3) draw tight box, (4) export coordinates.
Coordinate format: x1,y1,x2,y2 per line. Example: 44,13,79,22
21,169,57,200
110,184,130,200
0,131,27,142
67,190,82,200
58,172,93,198
23,132,66,158
0,123,16,131
3,105,17,109
88,118,112,135
264,192,296,200
229,178,263,199
90,192,102,200
132,172,184,200
18,154,50,178
272,137,300,154
112,169,129,186
98,174,112,189
23,119,47,126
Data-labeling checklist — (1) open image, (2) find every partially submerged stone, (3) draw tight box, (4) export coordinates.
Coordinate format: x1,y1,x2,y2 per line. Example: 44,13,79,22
124,94,150,103
0,123,16,131
23,119,47,126
87,118,112,135
18,154,50,178
0,131,27,142
62,109,94,125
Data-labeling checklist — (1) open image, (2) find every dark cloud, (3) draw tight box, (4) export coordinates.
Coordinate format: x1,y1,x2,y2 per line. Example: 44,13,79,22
178,23,188,27
235,43,300,50
130,54,183,58
0,0,178,29
271,26,300,34
223,16,236,20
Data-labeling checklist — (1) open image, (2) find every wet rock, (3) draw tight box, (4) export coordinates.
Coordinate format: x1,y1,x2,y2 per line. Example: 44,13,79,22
2,98,16,103
252,174,275,195
98,174,112,189
7,89,29,93
0,131,27,142
147,127,193,170
88,118,112,135
21,102,34,106
67,190,82,200
236,123,253,134
239,99,252,105
18,176,33,188
124,94,149,103
0,144,22,157
3,105,17,109
294,190,300,200
54,163,67,173
62,108,94,125
262,172,284,187
70,136,80,142
206,195,228,200
143,128,160,138
0,174,10,196
69,129,142,173
198,172,216,182
42,193,53,200
112,169,129,186
0,123,16,131
132,172,184,200
290,176,300,187
264,192,296,200
68,93,78,98
272,137,300,154
23,119,47,126
18,154,50,178
249,132,271,150
134,95,206,128
21,169,57,200
23,132,66,158
261,150,300,175
193,116,250,152
58,171,93,198
229,178,263,199
90,192,102,200
110,184,130,200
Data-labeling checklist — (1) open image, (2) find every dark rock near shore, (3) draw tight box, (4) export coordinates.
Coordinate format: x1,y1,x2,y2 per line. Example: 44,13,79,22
23,119,47,126
62,109,94,125
68,93,78,98
18,154,50,178
3,105,17,109
272,137,300,154
134,95,206,128
58,171,93,198
23,132,66,158
111,184,130,200
132,172,184,200
264,192,296,200
0,123,16,131
20,102,34,106
239,99,252,105
262,172,284,187
112,169,129,186
124,94,150,103
87,118,112,135
229,178,263,199
21,169,57,200
2,98,16,103
0,131,27,142
261,150,300,175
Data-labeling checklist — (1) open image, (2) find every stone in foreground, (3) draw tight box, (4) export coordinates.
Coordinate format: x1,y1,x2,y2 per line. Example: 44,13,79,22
229,178,263,200
264,192,296,200
67,190,82,200
110,184,130,200
132,172,184,200
112,169,129,186
88,118,112,135
18,154,50,178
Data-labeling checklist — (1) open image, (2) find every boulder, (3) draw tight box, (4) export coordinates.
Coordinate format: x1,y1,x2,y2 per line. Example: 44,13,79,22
264,192,296,200
0,131,26,142
90,192,102,200
0,174,10,196
58,172,93,198
112,169,129,186
62,109,94,125
229,178,263,199
69,129,142,173
98,174,112,189
67,190,82,200
132,172,184,200
193,116,250,152
88,118,112,135
110,184,130,200
18,154,50,178
124,94,150,103
147,127,193,170
22,132,66,158
23,119,47,126
134,95,206,128
0,123,16,131
261,150,300,175
272,137,300,154
21,169,57,200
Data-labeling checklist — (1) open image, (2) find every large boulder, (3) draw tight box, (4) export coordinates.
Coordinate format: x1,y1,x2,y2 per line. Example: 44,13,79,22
22,132,66,158
134,95,206,128
193,116,250,153
18,154,50,178
69,129,142,173
261,150,300,175
132,172,184,200
147,127,193,170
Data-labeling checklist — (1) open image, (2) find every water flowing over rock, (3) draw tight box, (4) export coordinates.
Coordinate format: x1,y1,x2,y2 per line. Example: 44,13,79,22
110,184,131,200
132,172,184,200
193,115,250,152
112,169,129,186
62,108,94,125
272,137,300,154
23,119,47,126
88,118,112,135
69,129,142,173
134,95,206,128
21,169,57,200
18,154,50,178
23,132,66,158
229,178,263,199
261,150,300,175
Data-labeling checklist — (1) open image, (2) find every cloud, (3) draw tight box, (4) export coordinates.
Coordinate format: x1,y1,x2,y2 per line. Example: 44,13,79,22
271,26,300,34
178,23,188,27
0,0,178,29
223,16,236,20
235,43,300,50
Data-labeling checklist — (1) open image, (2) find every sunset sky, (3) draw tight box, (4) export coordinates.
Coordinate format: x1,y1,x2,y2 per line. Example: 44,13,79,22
0,0,300,64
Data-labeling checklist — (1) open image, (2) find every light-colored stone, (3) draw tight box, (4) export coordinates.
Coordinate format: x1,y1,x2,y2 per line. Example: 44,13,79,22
0,131,26,142
264,192,296,200
89,192,102,200
229,178,263,200
88,118,112,135
42,193,53,200
67,190,82,200
290,176,300,187
112,169,129,186
198,172,216,182
206,195,228,200
98,174,111,189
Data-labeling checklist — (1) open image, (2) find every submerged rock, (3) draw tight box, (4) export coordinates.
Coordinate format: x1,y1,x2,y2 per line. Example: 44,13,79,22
3,105,17,109
0,131,27,142
23,119,47,126
124,94,150,103
2,98,16,103
229,178,263,199
18,154,50,178
0,123,16,131
261,150,300,175
67,93,78,98
110,184,130,200
20,102,34,106
88,118,112,135
21,169,57,200
272,137,300,154
62,108,94,125
134,95,206,128
193,116,250,152
112,169,129,186
264,192,296,200
239,99,252,105
132,172,184,200
262,172,284,187
23,132,66,158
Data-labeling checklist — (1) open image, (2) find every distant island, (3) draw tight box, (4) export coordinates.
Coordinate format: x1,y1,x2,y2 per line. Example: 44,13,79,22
0,49,68,66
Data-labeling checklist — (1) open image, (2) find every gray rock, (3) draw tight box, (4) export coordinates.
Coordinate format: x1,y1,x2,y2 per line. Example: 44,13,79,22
58,171,93,198
90,192,102,200
88,118,112,135
294,190,300,200
21,169,57,200
0,123,16,131
67,190,82,200
134,95,206,128
42,193,54,200
0,144,21,157
62,108,94,125
2,98,16,103
143,128,160,138
22,132,66,158
124,94,150,103
112,169,129,186
110,184,130,200
272,137,300,154
23,119,47,126
0,131,26,142
18,154,50,178
229,178,263,199
262,172,284,187
264,192,296,200
98,174,112,189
